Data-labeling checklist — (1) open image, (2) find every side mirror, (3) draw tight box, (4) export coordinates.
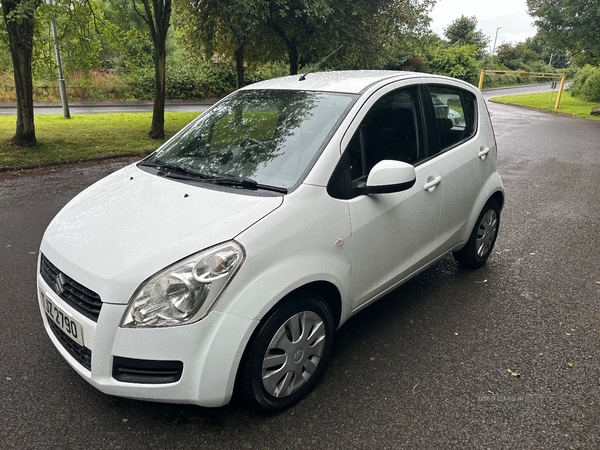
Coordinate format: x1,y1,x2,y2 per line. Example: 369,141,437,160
364,160,416,194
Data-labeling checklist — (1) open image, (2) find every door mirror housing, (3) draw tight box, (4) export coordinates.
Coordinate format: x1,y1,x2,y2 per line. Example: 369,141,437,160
364,160,416,194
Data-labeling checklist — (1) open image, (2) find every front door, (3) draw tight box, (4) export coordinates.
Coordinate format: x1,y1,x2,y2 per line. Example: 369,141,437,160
342,86,444,309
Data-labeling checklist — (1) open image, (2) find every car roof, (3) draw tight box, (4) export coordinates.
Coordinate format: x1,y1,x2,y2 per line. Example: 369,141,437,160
240,70,448,95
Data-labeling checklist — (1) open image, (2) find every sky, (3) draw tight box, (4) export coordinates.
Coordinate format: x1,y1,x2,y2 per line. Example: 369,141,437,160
429,0,538,49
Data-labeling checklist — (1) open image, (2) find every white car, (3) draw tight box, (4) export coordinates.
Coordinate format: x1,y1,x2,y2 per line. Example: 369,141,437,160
38,71,504,411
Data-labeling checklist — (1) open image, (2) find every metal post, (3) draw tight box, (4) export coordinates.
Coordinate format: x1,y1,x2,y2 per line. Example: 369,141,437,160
48,0,70,118
554,73,567,110
490,27,501,69
478,69,485,90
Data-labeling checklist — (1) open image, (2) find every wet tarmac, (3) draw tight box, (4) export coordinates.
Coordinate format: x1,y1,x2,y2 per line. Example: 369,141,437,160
0,99,599,449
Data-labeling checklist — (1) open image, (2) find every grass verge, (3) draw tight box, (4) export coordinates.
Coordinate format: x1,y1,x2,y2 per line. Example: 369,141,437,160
0,112,199,171
490,92,600,121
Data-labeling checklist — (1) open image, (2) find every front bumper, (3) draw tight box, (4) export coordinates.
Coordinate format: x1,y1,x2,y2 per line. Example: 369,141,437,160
37,272,259,407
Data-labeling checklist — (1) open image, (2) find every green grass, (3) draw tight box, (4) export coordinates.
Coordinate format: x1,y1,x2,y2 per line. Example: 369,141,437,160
490,92,600,121
3,92,599,171
0,112,200,170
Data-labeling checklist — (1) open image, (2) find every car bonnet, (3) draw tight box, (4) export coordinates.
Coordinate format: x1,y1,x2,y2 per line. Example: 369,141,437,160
39,163,283,305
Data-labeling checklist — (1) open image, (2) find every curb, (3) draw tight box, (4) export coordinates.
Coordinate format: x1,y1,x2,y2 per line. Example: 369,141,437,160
0,153,145,174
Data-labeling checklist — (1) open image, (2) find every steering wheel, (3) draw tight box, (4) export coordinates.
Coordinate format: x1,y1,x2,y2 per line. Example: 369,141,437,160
240,137,268,151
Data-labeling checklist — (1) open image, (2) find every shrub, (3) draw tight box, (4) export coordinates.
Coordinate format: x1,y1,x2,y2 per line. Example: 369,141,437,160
427,44,482,85
570,65,600,102
244,62,289,85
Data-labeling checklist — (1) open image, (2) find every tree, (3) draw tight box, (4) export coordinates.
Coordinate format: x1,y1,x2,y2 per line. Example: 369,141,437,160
525,32,569,69
427,44,482,84
98,0,155,71
0,13,13,71
444,15,489,58
527,0,600,65
264,0,333,75
133,0,172,139
495,42,540,71
2,0,41,146
179,0,262,89
263,0,435,75
176,0,435,81
330,0,435,70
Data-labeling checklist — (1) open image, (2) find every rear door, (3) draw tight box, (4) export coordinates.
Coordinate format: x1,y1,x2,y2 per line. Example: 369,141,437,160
423,84,493,253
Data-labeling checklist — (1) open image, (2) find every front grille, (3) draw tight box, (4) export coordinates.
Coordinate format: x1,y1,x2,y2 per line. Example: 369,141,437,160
47,320,92,371
113,357,183,384
40,254,102,322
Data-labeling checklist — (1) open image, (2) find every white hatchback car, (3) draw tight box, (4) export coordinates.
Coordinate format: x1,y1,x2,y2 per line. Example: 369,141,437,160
38,71,503,411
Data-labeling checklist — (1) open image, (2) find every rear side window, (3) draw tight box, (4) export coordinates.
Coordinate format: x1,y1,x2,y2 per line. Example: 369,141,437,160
426,85,477,151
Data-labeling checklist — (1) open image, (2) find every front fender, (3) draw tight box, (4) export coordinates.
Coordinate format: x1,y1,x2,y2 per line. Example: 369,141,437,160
211,184,353,326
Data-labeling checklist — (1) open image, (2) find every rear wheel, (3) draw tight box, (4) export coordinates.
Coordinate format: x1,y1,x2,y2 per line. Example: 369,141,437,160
453,199,500,269
239,294,334,411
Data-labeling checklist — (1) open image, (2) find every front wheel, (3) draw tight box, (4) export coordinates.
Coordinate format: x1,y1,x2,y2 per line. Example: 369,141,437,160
453,199,500,269
239,294,334,411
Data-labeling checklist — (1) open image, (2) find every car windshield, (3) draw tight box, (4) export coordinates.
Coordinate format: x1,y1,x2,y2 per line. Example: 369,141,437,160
150,89,356,190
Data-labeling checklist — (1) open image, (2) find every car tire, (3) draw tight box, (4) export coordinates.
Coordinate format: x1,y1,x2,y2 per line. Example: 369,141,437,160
239,293,334,412
453,198,500,269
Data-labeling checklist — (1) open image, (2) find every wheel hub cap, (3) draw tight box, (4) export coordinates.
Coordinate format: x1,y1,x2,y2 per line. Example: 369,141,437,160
261,311,326,398
476,209,498,257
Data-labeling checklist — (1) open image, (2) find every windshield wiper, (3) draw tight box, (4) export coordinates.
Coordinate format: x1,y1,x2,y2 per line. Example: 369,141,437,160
138,160,210,180
139,161,287,194
206,176,288,194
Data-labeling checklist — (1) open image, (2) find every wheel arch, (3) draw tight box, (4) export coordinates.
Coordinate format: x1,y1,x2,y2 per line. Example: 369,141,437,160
489,189,505,212
248,280,343,339
233,280,342,408
280,281,343,329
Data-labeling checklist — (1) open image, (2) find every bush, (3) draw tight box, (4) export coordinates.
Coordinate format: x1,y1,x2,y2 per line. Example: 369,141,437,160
127,58,238,100
0,60,295,103
570,65,600,102
427,44,482,85
244,62,289,85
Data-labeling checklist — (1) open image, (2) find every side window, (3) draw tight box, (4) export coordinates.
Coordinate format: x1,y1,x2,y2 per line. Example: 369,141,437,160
348,87,423,182
426,85,477,151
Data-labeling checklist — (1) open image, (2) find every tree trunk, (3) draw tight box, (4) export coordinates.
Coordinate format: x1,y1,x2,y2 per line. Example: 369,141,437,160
149,43,166,139
138,0,171,140
234,42,246,89
267,20,299,76
2,1,37,146
288,39,299,76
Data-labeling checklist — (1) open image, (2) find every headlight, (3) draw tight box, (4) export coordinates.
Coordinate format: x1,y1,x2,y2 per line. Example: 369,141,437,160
120,241,245,328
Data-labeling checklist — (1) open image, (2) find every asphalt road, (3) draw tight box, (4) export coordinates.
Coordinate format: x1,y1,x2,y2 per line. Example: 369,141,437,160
1,96,599,449
0,82,567,116
482,81,571,100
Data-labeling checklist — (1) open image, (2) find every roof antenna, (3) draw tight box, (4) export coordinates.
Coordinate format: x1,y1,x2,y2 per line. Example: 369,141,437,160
299,45,344,81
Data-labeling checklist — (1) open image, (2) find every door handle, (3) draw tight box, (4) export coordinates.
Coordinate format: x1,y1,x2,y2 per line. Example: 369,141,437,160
478,147,490,159
423,176,441,191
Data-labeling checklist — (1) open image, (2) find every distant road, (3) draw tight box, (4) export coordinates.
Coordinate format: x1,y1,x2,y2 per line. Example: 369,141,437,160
0,82,570,116
482,81,571,100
